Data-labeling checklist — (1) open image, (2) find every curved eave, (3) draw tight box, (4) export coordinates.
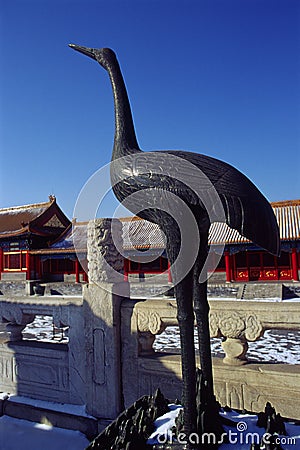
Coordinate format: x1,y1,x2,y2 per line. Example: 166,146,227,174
29,201,71,231
27,225,67,238
30,248,86,255
123,244,165,250
0,227,29,238
50,223,73,246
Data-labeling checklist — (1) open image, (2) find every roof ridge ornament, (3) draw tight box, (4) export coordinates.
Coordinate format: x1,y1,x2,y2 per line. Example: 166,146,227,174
49,194,56,203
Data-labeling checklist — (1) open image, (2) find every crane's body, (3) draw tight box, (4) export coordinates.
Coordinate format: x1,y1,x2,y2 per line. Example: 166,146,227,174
69,44,280,447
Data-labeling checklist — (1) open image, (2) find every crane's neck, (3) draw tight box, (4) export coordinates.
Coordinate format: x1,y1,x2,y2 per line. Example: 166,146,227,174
106,58,140,159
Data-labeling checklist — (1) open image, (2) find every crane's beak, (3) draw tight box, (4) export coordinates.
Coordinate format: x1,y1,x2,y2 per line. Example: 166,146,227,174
69,43,96,60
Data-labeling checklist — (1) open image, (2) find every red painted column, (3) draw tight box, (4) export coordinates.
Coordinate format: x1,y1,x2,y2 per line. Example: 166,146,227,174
124,258,129,282
26,251,31,280
75,258,80,283
291,248,299,281
0,248,3,277
32,255,37,279
36,256,43,280
224,251,231,282
167,260,172,283
232,254,236,281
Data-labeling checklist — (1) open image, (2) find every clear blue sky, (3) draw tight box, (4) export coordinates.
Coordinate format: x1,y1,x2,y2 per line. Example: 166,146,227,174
1,0,299,219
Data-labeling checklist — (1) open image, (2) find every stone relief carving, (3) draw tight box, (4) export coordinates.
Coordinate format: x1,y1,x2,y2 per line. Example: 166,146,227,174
137,311,165,335
0,304,35,342
209,311,263,341
0,304,34,326
218,312,245,338
209,310,263,365
244,314,264,341
87,218,124,284
136,310,166,354
43,214,65,228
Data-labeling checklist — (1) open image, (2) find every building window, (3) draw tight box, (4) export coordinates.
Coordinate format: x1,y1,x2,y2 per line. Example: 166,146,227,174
10,242,20,251
48,258,76,274
3,251,27,271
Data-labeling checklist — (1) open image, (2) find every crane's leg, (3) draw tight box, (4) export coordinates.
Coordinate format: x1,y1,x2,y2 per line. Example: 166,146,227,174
193,231,213,394
166,237,197,446
193,231,224,444
176,273,197,441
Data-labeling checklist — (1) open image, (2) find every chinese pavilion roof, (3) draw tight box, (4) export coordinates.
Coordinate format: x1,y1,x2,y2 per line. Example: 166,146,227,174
209,199,300,246
122,200,300,250
121,216,166,249
49,221,88,253
0,196,71,238
31,199,300,254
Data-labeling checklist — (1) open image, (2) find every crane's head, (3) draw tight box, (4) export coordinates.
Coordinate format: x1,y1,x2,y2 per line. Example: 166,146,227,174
69,44,116,69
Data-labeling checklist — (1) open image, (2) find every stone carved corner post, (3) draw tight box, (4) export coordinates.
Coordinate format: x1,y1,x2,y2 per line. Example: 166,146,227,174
83,218,129,419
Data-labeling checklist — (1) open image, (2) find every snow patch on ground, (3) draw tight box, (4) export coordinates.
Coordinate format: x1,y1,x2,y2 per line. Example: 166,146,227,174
7,395,94,418
147,406,300,449
0,415,89,450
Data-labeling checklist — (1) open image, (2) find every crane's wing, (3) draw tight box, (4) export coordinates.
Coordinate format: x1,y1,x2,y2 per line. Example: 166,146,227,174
159,150,280,256
112,149,280,256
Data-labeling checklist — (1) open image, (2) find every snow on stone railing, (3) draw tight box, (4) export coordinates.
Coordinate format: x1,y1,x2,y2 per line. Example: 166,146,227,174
0,218,128,421
129,298,300,365
0,296,83,343
0,295,85,406
121,297,300,419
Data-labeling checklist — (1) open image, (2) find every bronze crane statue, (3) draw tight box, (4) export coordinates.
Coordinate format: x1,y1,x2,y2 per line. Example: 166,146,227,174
69,44,280,447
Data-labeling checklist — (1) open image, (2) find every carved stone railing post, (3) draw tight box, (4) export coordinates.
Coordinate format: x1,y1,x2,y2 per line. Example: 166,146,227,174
209,311,263,365
136,310,167,355
87,218,124,287
84,218,129,419
120,300,140,407
221,337,249,365
53,303,86,405
0,304,35,342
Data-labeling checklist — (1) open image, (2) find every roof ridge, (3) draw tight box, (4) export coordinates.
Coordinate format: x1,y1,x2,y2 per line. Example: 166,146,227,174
271,199,300,207
0,200,52,213
120,216,145,222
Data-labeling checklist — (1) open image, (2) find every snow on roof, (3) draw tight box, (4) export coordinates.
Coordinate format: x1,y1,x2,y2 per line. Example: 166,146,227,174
122,217,166,249
42,199,300,253
209,199,300,245
51,222,88,251
0,201,52,234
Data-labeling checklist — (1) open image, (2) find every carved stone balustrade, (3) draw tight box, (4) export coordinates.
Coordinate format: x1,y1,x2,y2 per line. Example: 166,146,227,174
0,302,35,342
131,298,300,364
121,297,300,419
0,295,84,406
0,292,299,427
0,218,129,425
